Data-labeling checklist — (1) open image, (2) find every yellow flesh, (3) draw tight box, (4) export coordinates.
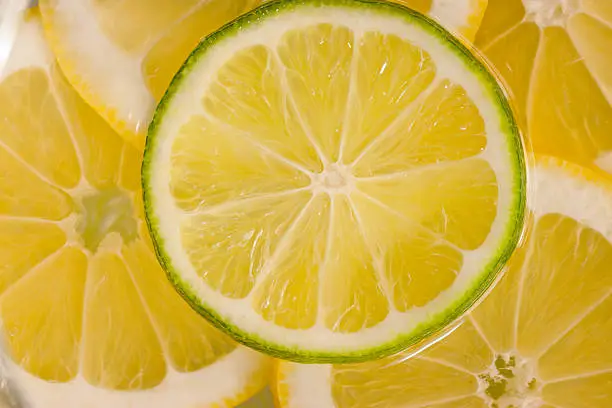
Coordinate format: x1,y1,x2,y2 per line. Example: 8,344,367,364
170,23,498,332
324,168,612,406
0,45,236,390
474,0,612,172
40,0,263,144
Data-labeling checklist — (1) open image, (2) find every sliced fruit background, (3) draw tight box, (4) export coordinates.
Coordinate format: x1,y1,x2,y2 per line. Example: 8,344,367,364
275,157,612,407
475,0,612,173
0,11,270,408
39,0,263,147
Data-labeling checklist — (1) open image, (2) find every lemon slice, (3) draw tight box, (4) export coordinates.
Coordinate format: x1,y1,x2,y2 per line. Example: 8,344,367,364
475,0,612,174
0,11,270,408
143,0,526,362
392,0,488,41
38,0,263,147
275,156,612,407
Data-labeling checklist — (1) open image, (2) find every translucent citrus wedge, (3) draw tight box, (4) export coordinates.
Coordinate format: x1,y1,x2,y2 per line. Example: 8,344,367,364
143,0,526,362
275,156,612,407
474,0,612,173
393,0,488,41
38,0,263,147
0,11,270,408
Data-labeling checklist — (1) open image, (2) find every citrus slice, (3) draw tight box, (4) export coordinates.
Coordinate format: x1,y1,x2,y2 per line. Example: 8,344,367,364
0,11,270,408
392,0,488,41
38,0,263,147
143,0,526,362
474,0,612,174
275,156,612,407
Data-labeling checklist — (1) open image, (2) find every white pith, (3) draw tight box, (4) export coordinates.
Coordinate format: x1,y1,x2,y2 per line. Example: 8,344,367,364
277,159,612,407
0,16,269,408
147,4,522,353
522,0,580,28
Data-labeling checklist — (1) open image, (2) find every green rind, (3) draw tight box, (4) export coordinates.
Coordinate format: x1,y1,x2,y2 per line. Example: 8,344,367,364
142,0,527,363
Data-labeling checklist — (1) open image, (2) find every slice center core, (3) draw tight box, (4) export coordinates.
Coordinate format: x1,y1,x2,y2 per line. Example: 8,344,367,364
479,354,541,407
75,187,139,252
312,163,353,194
523,0,579,27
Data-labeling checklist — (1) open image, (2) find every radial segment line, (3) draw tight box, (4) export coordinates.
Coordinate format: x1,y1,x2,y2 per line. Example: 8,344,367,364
403,393,477,408
544,367,612,385
120,252,176,365
512,233,538,348
525,32,545,140
316,196,336,323
586,12,612,32
346,195,393,308
418,355,475,375
201,110,314,176
0,214,59,224
354,156,477,183
349,76,444,168
188,187,311,216
144,0,209,52
47,70,87,181
0,245,67,303
535,287,612,360
0,137,68,193
478,21,522,53
354,190,463,254
250,196,316,294
337,30,362,163
270,50,330,167
467,314,496,354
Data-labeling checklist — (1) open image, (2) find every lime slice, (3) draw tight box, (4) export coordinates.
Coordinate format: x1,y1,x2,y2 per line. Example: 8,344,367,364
275,157,612,407
0,11,270,408
143,0,526,362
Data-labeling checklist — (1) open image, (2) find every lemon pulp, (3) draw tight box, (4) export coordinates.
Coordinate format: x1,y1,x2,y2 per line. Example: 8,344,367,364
0,13,269,407
276,158,612,407
475,0,612,173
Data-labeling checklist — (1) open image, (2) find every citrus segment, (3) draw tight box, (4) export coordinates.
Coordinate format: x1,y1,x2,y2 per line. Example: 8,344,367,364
357,158,498,250
539,294,612,381
82,252,166,390
181,191,313,299
516,214,612,359
322,195,389,332
144,0,525,360
50,64,124,189
0,13,270,408
0,145,73,220
475,0,612,173
278,24,354,163
0,220,66,294
0,68,80,188
203,45,323,171
424,320,493,373
170,115,311,212
350,194,462,311
39,0,262,146
351,80,487,176
0,247,87,383
275,157,612,407
253,194,330,330
122,240,236,372
341,31,436,164
330,355,478,407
